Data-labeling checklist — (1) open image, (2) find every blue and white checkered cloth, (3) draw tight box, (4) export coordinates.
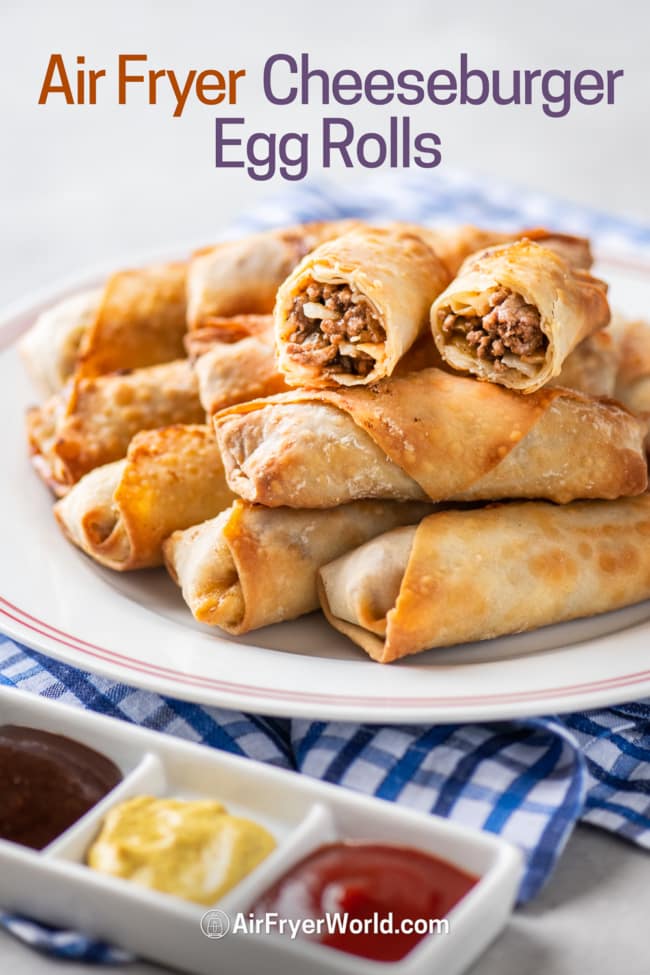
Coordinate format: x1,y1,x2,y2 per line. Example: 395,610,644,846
3,171,650,963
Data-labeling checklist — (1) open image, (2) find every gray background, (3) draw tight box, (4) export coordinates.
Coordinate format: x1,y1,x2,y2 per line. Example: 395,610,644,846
1,1,649,972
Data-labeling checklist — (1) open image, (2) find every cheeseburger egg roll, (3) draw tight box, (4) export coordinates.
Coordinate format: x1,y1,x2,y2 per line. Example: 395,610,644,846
431,239,610,392
164,499,432,634
54,425,234,571
275,226,451,387
27,359,204,496
75,262,188,379
213,368,647,508
319,495,650,663
184,315,288,417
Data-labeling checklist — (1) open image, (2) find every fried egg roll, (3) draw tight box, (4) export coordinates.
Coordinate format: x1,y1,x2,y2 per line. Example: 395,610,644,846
214,368,647,508
53,425,234,570
187,220,360,329
275,227,450,387
184,315,288,417
27,360,204,496
75,262,188,379
431,239,610,392
19,289,103,395
163,499,432,634
319,495,650,663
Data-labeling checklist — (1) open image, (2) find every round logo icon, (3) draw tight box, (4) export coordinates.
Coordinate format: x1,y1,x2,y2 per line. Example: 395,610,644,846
200,908,231,940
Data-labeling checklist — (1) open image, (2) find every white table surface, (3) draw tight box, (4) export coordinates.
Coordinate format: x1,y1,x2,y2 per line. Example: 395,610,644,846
1,1,649,972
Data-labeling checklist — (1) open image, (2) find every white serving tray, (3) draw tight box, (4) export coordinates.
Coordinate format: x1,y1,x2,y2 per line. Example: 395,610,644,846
0,686,522,975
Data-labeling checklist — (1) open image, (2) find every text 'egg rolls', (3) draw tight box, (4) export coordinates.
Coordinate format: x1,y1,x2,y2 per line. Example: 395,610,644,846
19,289,103,396
75,261,188,379
431,239,610,392
319,494,650,663
54,425,234,571
213,368,647,508
187,220,360,329
163,499,433,634
27,359,205,496
275,226,451,388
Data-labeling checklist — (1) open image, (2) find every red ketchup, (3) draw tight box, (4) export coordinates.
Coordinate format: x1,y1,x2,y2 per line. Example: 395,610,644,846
252,842,478,962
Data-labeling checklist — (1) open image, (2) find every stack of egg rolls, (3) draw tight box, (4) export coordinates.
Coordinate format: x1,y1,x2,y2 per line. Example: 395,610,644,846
19,216,650,663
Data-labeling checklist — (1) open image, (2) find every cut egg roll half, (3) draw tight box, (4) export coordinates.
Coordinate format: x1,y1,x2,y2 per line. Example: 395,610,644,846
431,239,610,392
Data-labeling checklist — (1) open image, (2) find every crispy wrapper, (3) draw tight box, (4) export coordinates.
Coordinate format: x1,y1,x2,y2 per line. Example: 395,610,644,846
19,289,103,396
184,315,288,417
27,359,204,496
187,220,360,329
213,368,648,508
431,239,610,392
612,319,650,415
54,425,234,570
163,498,432,634
75,262,188,379
275,226,451,388
319,495,650,663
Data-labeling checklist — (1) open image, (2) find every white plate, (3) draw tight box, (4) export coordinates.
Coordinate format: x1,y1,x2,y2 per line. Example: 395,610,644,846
2,254,650,723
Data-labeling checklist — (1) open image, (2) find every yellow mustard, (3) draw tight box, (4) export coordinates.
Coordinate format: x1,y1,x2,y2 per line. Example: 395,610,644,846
87,795,276,905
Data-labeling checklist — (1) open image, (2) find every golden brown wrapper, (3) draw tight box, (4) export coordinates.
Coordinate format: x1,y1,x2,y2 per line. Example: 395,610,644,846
163,498,432,634
184,315,288,417
54,425,234,570
431,239,610,392
213,368,648,508
187,220,361,329
75,262,188,379
275,226,451,388
27,359,205,496
319,495,650,663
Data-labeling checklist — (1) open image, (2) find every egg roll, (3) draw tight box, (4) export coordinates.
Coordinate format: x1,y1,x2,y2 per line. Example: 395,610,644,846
75,262,188,379
413,225,592,277
27,359,204,496
187,220,360,329
19,289,103,395
275,226,451,388
163,499,432,634
612,319,650,415
549,331,619,397
54,425,234,570
214,368,647,508
319,494,650,663
431,239,610,392
184,315,288,417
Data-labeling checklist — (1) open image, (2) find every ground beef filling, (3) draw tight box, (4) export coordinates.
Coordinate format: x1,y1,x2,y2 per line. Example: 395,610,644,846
441,289,547,373
286,282,385,377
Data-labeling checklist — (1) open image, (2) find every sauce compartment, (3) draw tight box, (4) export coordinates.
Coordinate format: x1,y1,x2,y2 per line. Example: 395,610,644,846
0,685,522,975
